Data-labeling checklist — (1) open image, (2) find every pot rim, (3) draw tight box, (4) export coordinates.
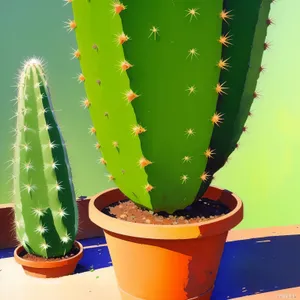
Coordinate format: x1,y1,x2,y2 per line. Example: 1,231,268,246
89,186,243,240
14,240,84,268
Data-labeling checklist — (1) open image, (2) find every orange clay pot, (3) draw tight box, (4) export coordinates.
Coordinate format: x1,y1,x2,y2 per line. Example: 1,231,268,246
89,186,243,300
14,240,83,278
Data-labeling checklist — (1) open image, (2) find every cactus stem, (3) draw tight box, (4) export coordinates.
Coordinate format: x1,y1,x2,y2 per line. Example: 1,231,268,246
186,85,196,95
217,58,231,70
64,20,77,33
138,157,152,168
145,184,154,192
111,1,126,15
187,48,199,60
182,156,192,163
220,9,233,23
120,60,133,72
186,8,200,21
81,98,91,108
131,125,146,136
89,127,96,135
215,82,228,95
77,73,85,83
211,112,224,126
149,26,159,40
125,90,139,102
99,158,107,165
218,33,232,47
180,175,189,184
116,32,130,45
185,128,195,137
200,172,210,182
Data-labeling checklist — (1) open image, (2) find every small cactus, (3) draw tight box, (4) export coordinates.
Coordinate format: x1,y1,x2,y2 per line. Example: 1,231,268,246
12,58,78,258
67,0,273,213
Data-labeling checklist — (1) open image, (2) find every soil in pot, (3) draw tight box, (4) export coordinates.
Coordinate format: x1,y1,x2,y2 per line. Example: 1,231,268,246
103,196,230,225
20,243,80,262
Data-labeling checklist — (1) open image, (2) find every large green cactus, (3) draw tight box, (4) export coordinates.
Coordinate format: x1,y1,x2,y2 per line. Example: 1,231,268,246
12,58,78,258
67,0,273,213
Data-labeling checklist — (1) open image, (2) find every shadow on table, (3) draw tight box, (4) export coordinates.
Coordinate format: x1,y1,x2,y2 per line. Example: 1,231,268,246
75,237,112,273
1,234,300,299
212,234,300,299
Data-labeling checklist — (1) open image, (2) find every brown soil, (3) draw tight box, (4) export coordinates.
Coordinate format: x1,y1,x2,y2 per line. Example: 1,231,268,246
103,197,230,225
21,243,80,262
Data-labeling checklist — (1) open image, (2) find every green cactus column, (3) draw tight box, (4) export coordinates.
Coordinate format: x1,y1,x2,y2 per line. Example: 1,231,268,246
68,0,272,213
198,0,273,196
70,0,224,213
12,58,78,258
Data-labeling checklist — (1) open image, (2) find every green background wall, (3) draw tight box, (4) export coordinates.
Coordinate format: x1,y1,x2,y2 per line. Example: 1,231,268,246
0,0,298,230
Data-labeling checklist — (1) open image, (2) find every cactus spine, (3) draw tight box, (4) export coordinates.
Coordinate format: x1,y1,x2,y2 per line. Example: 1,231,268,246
12,58,78,258
67,0,273,213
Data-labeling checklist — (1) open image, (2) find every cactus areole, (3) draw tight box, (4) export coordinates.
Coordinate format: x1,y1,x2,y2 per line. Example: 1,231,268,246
70,0,272,213
12,58,78,258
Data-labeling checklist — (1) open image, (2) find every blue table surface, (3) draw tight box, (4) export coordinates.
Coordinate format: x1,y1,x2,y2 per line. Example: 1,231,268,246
1,234,300,299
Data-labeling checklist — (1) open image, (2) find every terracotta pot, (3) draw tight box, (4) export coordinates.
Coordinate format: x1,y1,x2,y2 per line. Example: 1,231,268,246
14,240,83,278
89,186,243,300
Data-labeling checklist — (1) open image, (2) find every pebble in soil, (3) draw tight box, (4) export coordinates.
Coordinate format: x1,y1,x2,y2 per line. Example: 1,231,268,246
103,197,231,225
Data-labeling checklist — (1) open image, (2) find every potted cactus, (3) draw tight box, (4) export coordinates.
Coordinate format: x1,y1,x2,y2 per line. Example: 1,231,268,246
67,0,272,298
11,58,83,278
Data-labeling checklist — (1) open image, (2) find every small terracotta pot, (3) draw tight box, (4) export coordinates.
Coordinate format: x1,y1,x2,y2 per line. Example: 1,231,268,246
89,186,243,300
14,240,83,278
